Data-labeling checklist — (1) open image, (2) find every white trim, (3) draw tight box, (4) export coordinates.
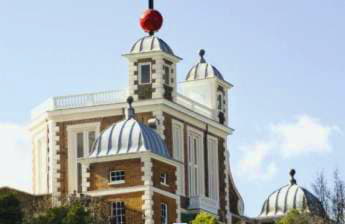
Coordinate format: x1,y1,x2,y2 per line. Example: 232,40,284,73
34,98,232,136
33,131,49,194
79,151,183,167
86,186,147,197
123,51,182,63
207,135,219,201
67,122,100,194
141,155,154,224
109,180,126,185
152,187,179,200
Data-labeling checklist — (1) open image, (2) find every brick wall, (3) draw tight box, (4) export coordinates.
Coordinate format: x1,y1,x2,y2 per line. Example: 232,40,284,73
218,138,227,223
151,159,177,193
152,192,177,224
89,159,144,191
105,192,144,224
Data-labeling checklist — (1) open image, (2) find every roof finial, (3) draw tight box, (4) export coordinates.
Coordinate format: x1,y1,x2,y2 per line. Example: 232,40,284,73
127,96,135,119
290,169,297,185
199,49,206,63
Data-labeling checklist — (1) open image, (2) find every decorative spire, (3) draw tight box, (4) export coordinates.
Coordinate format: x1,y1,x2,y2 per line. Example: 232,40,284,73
199,49,206,63
127,96,135,119
290,169,297,185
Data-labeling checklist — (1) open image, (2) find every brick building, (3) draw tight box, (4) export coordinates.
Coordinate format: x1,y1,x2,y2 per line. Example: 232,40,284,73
29,1,245,224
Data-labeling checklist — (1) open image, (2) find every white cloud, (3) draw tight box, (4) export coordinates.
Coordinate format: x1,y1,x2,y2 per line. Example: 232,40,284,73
0,123,32,193
238,142,277,181
271,115,335,157
236,115,338,182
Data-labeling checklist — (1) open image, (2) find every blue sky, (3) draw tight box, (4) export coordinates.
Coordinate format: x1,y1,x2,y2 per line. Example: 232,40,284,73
0,0,344,217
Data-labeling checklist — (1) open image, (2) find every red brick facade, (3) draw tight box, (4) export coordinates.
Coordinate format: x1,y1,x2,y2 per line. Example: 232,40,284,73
89,159,144,191
152,159,177,193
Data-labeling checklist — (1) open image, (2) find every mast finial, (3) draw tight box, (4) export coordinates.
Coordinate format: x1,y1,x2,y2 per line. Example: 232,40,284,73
127,96,135,119
140,0,163,36
290,169,297,185
199,49,206,63
149,0,154,9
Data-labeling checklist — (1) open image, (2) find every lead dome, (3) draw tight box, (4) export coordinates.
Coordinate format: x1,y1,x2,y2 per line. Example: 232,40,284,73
259,170,326,220
186,49,225,81
130,35,175,56
89,98,170,159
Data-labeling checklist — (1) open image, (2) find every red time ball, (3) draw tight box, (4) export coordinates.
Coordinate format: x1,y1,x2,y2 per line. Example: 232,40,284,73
140,9,163,33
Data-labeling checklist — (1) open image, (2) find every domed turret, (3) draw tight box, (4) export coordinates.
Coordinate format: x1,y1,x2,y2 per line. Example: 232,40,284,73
180,50,232,125
186,49,224,81
259,170,326,220
89,97,170,159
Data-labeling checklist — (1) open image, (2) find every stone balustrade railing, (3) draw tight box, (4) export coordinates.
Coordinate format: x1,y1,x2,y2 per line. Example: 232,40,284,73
31,90,214,120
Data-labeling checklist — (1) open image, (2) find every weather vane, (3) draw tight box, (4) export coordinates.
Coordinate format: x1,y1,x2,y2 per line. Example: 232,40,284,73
140,0,163,36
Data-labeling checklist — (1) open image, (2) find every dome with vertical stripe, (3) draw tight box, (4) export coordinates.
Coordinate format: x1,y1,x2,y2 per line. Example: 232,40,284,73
259,170,325,219
186,49,224,81
89,118,170,159
130,35,174,56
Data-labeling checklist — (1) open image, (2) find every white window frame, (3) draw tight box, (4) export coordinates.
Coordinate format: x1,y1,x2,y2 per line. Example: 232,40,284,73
207,135,219,201
138,62,152,85
111,201,126,224
187,126,205,197
160,203,168,224
172,119,184,162
160,173,168,186
109,170,125,185
67,122,100,194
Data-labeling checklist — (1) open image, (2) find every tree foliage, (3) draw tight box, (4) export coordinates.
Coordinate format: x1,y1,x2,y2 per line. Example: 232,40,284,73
25,195,109,224
312,169,345,224
191,212,219,224
276,210,329,224
0,192,23,224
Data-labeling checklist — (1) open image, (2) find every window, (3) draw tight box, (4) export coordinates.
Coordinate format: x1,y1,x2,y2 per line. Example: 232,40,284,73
160,203,168,224
217,93,223,110
110,170,125,184
163,66,170,85
207,136,219,200
76,130,97,192
67,123,100,194
160,173,168,185
111,201,126,224
77,133,84,158
88,131,96,154
172,120,184,162
187,128,204,197
139,63,151,84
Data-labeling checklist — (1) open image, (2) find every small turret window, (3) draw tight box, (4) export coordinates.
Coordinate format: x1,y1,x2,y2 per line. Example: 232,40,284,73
163,66,170,85
217,93,223,110
139,63,151,84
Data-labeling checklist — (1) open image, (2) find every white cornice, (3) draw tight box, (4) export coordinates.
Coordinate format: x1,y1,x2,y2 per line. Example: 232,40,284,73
31,98,233,136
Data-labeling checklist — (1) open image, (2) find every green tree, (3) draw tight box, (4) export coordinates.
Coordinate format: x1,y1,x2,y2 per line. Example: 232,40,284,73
276,210,329,224
0,192,23,224
27,202,92,224
191,212,219,224
62,203,92,224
